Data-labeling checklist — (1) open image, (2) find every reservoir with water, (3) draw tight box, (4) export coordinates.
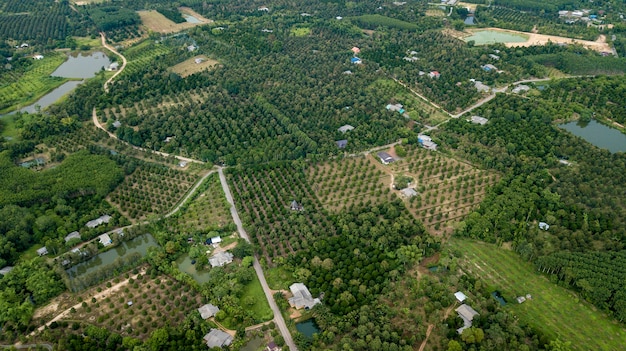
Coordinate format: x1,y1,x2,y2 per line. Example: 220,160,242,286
464,30,529,45
184,14,202,23
296,319,320,339
559,120,626,153
176,253,212,284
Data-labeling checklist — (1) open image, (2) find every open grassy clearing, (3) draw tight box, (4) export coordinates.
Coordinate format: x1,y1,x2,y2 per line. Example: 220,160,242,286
108,162,199,222
305,155,394,212
137,9,211,34
263,266,293,291
55,271,203,340
237,275,273,325
170,55,220,77
451,239,626,351
174,173,232,232
390,146,499,236
290,27,311,37
0,52,69,114
367,79,449,126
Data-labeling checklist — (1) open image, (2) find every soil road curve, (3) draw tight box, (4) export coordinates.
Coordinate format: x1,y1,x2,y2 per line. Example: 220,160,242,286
100,32,127,92
218,168,298,351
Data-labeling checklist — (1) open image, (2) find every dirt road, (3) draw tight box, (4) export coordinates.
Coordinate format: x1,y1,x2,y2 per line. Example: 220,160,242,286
100,32,127,92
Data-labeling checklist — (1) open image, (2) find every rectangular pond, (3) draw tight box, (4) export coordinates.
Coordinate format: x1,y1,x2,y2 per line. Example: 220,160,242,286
464,30,528,45
184,14,202,24
559,120,626,153
296,319,320,339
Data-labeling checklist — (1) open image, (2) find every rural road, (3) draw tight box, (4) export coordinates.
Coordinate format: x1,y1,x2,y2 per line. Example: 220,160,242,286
218,168,298,351
100,32,127,93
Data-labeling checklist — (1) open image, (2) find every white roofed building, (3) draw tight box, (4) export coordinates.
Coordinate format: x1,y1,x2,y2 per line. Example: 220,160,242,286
288,283,321,310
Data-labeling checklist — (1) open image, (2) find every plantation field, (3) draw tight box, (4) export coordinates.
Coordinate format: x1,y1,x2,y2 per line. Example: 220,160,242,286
170,55,220,78
173,173,232,232
57,270,203,340
306,155,395,212
451,239,626,351
368,79,449,127
390,146,499,236
108,162,199,221
228,164,336,265
0,52,68,113
119,40,172,77
138,9,211,34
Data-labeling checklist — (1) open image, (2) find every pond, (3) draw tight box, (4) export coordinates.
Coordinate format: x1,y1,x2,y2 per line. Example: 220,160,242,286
464,30,529,45
67,234,157,278
491,291,507,306
15,80,83,114
184,14,202,24
240,337,264,351
51,51,111,79
560,120,626,153
176,253,212,284
296,319,320,339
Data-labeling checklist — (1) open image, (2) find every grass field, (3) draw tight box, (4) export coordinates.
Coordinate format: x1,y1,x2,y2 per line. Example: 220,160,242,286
170,55,220,77
451,239,626,351
0,52,68,114
290,27,311,37
239,275,273,323
264,266,294,291
138,9,211,34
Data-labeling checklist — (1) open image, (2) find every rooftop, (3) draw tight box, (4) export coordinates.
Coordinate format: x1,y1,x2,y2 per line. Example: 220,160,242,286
203,329,233,348
470,116,488,125
338,124,354,133
198,304,220,319
86,215,112,228
99,233,112,247
336,139,348,148
209,251,234,267
64,231,81,243
289,283,321,310
400,188,418,198
0,266,14,276
454,291,467,302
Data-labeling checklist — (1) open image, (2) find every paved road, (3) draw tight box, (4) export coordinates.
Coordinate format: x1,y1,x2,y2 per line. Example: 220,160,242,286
100,32,127,93
217,168,298,351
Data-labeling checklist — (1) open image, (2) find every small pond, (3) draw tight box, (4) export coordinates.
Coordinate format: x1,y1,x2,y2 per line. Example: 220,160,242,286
296,319,320,339
176,253,212,284
184,14,202,24
464,30,528,45
67,234,157,278
559,120,626,153
491,291,507,306
240,337,264,351
51,51,111,79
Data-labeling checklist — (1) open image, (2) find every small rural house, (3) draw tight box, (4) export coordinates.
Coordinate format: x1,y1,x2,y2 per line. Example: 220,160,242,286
351,57,362,64
512,84,530,94
203,329,233,348
20,43,29,48
338,124,354,133
386,103,405,114
454,291,467,303
194,58,204,64
209,236,222,245
377,152,395,165
187,45,197,52
258,6,270,11
37,247,48,256
418,135,438,151
290,200,304,211
209,251,234,268
474,81,490,93
482,64,498,72
539,222,550,230
288,283,321,310
401,188,418,198
336,140,348,148
456,304,479,334
86,215,112,228
351,47,360,54
198,304,220,319
64,231,81,243
489,54,500,60
179,161,188,168
428,71,440,79
107,62,119,71
470,116,488,125
0,266,14,276
112,120,121,128
99,233,113,247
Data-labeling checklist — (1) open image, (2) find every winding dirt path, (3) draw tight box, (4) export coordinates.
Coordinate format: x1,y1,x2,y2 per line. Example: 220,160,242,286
100,32,127,93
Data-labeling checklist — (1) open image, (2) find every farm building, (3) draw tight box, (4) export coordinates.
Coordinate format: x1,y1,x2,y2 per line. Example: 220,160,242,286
203,329,233,348
454,291,467,303
179,161,188,168
198,304,220,319
112,120,121,128
290,200,304,211
338,124,354,133
377,152,395,165
187,45,197,52
418,135,438,151
489,54,500,60
351,47,360,54
0,266,14,276
456,304,479,334
206,236,222,245
386,103,405,114
86,215,112,228
209,251,234,267
400,188,418,198
99,234,113,247
336,140,348,148
470,116,488,125
194,58,204,64
37,247,48,256
539,222,550,230
512,84,530,94
258,6,270,11
428,71,440,79
20,43,29,48
107,62,119,71
64,231,81,243
474,81,490,93
288,283,321,310
482,64,498,72
351,57,362,64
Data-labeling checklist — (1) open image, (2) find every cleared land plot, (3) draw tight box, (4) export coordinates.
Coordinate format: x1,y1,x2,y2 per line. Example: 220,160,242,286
138,9,212,34
306,156,394,212
108,162,199,221
170,55,220,78
0,52,69,113
451,239,626,351
389,146,499,236
174,173,232,231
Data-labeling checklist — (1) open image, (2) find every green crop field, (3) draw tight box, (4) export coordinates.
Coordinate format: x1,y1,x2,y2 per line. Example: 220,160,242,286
451,239,626,351
0,52,69,113
120,40,172,77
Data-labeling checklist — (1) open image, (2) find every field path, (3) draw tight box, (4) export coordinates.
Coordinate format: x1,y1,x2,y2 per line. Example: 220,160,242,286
218,168,298,351
100,32,127,93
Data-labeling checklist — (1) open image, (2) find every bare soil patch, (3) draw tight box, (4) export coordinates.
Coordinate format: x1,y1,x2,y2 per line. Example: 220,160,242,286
138,9,212,34
171,55,220,77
